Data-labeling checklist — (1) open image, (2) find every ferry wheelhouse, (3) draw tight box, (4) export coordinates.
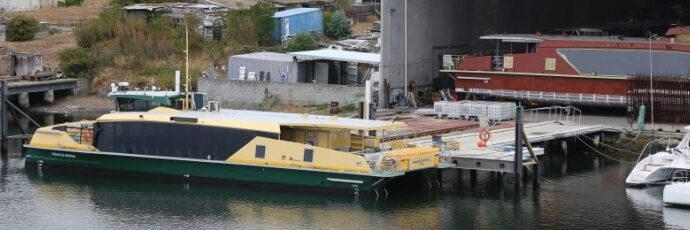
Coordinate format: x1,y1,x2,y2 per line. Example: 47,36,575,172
25,108,442,194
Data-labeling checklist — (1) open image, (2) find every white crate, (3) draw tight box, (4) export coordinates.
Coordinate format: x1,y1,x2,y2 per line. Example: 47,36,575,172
436,100,516,121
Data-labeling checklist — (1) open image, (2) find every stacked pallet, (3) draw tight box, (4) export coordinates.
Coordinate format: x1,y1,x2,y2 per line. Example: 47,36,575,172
434,100,516,121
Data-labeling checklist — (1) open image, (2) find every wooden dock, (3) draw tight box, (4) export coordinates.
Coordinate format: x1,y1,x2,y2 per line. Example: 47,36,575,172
408,121,625,173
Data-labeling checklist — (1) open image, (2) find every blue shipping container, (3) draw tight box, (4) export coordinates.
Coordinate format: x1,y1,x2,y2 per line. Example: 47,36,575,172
272,8,323,43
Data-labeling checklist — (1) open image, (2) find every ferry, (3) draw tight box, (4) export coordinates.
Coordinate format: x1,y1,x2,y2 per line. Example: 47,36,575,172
442,27,690,108
24,107,442,195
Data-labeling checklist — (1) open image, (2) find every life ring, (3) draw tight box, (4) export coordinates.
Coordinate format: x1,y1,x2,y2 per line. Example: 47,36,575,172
479,129,491,142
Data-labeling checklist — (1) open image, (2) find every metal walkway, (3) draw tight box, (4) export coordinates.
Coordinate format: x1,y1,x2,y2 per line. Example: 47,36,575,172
409,121,625,173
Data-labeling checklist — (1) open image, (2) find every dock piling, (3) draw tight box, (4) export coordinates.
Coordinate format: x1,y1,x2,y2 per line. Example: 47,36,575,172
1,81,7,158
514,106,524,191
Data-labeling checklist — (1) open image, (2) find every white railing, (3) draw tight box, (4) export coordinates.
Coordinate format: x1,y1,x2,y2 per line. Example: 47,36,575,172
462,88,627,105
525,106,582,123
441,55,467,70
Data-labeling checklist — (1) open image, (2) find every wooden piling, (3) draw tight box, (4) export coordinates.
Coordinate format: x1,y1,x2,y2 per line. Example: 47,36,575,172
1,81,7,158
514,106,523,191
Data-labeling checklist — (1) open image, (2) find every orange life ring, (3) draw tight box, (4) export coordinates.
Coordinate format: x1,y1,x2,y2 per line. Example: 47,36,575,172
479,129,491,142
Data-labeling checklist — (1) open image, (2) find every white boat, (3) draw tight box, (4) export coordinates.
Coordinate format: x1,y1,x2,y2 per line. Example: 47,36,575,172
663,170,690,206
626,126,690,186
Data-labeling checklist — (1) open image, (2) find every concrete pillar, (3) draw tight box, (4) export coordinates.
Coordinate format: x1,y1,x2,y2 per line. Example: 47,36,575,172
18,93,29,108
470,169,477,183
532,164,540,187
456,168,463,187
43,114,54,126
43,90,54,104
561,140,568,155
593,135,601,147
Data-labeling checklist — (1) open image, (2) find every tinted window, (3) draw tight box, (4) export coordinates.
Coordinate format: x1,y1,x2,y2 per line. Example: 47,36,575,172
303,149,313,162
255,145,266,159
94,121,278,160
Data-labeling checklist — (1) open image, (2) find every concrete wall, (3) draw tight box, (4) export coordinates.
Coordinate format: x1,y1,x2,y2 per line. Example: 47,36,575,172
198,78,365,106
0,0,57,12
380,0,669,105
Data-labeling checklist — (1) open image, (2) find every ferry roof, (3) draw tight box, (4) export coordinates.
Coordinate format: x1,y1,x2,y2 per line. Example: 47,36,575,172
96,108,405,134
480,34,656,44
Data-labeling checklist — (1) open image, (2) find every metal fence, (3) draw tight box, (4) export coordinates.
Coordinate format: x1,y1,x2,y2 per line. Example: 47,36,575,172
628,75,690,124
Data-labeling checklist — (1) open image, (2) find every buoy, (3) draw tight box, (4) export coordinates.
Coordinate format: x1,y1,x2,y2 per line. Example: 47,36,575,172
477,140,486,148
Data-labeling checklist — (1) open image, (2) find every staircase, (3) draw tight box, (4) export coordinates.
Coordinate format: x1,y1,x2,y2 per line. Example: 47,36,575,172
350,134,365,152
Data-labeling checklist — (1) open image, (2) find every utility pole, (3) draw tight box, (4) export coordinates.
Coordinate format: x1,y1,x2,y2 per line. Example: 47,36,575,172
403,0,408,98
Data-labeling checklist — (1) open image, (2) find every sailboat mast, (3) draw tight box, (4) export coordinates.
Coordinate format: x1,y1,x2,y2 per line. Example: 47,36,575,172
184,25,190,111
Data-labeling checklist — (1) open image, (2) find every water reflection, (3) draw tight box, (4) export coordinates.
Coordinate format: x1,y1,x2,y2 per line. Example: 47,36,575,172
626,186,690,230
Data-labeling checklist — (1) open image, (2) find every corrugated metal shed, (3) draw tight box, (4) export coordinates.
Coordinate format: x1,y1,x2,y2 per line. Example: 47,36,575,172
227,52,299,82
272,8,324,43
290,49,381,65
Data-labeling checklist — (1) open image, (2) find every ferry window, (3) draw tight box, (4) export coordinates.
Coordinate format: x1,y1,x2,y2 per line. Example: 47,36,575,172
545,58,557,71
303,149,313,162
255,145,266,159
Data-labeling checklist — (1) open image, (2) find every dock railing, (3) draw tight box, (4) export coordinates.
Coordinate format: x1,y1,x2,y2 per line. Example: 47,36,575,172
524,106,582,124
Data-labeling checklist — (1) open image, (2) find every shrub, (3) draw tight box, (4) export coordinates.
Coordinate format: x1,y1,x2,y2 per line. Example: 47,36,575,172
58,0,84,7
75,8,125,48
59,48,100,79
282,34,318,52
6,15,39,42
324,10,351,40
333,0,353,10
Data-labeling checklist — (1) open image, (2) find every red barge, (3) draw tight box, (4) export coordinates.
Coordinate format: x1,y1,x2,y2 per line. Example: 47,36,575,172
442,29,690,108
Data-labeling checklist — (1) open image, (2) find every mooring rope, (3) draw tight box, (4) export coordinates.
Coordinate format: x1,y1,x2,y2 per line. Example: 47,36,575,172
577,134,640,155
576,136,638,164
524,166,567,186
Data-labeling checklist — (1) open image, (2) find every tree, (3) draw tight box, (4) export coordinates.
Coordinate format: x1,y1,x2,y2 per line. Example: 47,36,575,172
282,34,318,52
226,0,275,46
324,10,351,40
333,0,353,10
6,15,39,42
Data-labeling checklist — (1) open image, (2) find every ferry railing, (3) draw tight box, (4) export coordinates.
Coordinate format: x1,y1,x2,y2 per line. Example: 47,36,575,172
671,170,689,183
441,55,467,71
524,106,582,124
635,135,674,166
465,88,627,105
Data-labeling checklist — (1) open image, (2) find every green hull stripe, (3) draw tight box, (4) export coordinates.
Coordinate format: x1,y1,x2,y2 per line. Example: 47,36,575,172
25,147,387,192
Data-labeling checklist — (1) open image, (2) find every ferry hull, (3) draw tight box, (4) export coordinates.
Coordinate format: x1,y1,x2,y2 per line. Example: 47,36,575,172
24,147,391,194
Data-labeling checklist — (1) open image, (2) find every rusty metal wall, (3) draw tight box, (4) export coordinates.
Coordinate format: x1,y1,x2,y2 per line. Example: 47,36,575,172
628,75,690,124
